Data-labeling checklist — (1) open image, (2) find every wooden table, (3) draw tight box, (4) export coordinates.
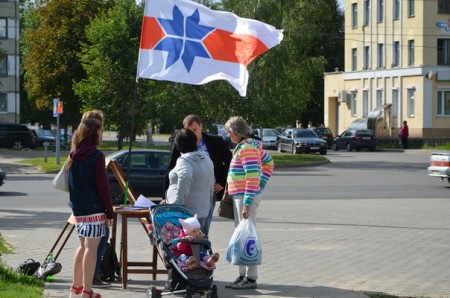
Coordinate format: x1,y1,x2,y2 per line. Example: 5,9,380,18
111,207,167,289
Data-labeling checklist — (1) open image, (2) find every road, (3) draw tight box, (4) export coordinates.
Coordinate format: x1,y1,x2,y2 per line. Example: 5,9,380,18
1,149,449,298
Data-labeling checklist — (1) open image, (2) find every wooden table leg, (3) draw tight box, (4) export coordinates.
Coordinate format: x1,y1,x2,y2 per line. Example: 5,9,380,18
121,213,128,289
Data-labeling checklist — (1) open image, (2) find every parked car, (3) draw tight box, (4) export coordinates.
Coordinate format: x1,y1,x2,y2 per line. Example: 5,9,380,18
0,167,5,187
0,123,35,149
252,128,280,150
30,128,56,147
311,127,334,149
277,128,327,155
105,149,170,204
427,152,450,184
333,129,377,151
52,128,72,145
210,123,232,148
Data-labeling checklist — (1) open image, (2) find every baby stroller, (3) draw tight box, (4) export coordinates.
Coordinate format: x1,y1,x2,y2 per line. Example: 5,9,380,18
147,204,219,298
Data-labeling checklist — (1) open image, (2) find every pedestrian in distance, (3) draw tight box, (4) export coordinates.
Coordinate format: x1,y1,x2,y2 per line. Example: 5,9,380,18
399,120,409,149
164,114,232,236
224,116,274,290
68,116,114,298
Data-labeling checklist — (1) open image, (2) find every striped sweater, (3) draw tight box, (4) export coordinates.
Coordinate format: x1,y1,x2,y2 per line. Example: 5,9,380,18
227,138,274,205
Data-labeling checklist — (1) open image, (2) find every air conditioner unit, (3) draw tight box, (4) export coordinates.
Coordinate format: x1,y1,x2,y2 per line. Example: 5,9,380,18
338,90,348,102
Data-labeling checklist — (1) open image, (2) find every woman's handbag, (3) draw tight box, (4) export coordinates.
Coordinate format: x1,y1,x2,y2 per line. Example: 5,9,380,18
226,218,262,265
52,161,69,192
18,259,41,276
217,185,234,220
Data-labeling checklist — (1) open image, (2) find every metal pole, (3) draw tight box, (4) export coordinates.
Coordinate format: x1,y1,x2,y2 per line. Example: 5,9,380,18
56,114,60,165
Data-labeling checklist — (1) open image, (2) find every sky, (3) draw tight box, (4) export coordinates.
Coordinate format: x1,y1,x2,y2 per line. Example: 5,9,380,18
339,0,345,10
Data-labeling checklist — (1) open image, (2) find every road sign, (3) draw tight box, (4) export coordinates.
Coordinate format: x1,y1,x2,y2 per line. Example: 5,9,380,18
53,98,63,117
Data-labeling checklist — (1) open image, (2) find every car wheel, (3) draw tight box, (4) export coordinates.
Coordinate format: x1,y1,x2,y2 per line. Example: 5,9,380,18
291,144,296,154
110,181,125,205
347,143,352,151
448,178,450,184
278,142,284,153
356,148,361,152
333,142,339,151
12,139,24,150
320,149,327,155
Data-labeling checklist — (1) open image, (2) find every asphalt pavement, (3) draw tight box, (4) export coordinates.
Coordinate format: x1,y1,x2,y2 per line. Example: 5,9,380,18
1,147,449,298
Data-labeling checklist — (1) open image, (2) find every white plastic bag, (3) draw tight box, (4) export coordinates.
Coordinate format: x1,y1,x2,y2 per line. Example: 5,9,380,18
52,162,69,192
226,219,262,265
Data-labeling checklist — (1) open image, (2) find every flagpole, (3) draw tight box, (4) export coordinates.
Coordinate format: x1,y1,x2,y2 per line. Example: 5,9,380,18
124,79,139,203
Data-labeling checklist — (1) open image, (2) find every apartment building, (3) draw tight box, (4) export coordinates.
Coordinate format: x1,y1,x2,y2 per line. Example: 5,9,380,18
324,0,450,139
0,0,20,123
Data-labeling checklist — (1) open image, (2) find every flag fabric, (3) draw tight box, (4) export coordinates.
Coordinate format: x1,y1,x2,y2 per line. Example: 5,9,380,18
137,0,283,96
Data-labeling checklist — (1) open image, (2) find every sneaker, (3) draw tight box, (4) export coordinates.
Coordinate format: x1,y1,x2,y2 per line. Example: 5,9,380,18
230,277,257,290
225,275,245,288
92,276,111,288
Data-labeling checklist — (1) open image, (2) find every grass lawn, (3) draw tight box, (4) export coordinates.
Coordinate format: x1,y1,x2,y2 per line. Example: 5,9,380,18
0,234,44,298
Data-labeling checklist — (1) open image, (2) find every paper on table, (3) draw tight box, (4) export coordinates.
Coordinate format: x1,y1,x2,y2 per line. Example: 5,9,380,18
134,194,156,208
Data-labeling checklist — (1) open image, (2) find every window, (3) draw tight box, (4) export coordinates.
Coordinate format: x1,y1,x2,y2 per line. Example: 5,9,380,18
0,18,6,38
0,94,6,112
364,46,370,69
352,3,358,28
392,41,400,67
376,89,383,107
363,90,369,117
437,90,450,116
438,0,450,13
393,0,400,19
350,92,357,116
407,89,415,117
0,55,6,75
352,48,357,71
392,89,399,117
438,39,450,65
377,43,384,68
408,40,415,66
363,0,370,26
408,0,415,16
377,0,384,22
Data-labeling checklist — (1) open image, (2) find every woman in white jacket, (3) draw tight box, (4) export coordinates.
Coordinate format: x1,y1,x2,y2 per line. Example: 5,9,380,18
166,129,215,228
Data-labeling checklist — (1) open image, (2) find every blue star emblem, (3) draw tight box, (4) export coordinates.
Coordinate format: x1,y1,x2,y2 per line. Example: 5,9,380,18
155,6,215,72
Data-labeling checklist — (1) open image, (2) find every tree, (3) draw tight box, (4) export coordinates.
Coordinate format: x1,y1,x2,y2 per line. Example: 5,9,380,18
21,0,112,129
75,0,168,149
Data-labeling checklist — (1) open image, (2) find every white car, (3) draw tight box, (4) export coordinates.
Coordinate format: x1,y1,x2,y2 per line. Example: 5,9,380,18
427,152,450,184
253,128,280,150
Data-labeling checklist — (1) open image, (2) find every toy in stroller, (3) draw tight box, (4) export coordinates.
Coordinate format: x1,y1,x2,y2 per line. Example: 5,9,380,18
147,204,219,298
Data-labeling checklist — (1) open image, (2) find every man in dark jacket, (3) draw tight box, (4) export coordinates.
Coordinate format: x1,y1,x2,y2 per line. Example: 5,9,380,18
164,115,232,235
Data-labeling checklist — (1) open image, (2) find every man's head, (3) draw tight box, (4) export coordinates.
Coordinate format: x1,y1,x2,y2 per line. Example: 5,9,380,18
183,115,203,145
403,121,407,125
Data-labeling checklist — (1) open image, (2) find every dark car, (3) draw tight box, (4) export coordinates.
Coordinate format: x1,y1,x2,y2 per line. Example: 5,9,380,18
333,129,377,151
30,128,56,147
105,149,170,204
311,127,334,149
0,123,35,149
0,167,5,187
277,128,327,155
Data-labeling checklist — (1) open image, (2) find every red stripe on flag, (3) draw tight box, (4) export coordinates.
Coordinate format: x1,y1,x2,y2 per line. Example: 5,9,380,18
140,17,165,49
204,29,269,67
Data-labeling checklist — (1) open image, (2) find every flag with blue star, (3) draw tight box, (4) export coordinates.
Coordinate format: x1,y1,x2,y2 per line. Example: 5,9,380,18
137,0,283,96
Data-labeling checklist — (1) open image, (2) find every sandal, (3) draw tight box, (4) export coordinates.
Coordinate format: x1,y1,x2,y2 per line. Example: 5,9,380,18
82,289,101,298
69,285,83,298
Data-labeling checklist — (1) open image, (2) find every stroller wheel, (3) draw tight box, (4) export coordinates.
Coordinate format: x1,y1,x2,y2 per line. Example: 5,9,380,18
183,285,193,298
146,285,160,298
210,284,218,298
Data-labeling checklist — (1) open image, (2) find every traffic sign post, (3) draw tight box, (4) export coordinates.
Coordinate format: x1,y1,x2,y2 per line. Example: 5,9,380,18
53,98,63,165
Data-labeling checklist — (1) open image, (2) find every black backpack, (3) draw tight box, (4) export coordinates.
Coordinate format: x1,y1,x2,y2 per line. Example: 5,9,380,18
100,241,121,282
